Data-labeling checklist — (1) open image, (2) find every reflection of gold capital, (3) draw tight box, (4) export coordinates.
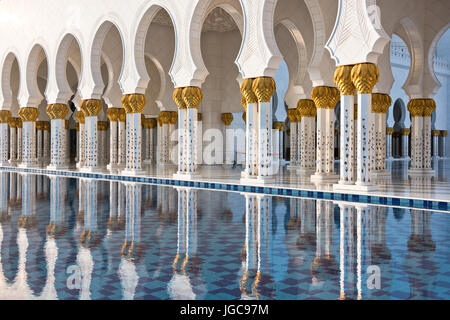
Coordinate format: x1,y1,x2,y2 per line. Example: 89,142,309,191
0,110,11,123
351,63,379,94
297,99,316,117
287,109,299,122
182,87,203,109
80,99,102,117
75,110,85,124
19,107,39,122
334,65,355,96
252,77,276,103
221,113,233,126
311,86,340,109
173,88,186,109
122,94,146,114
106,108,121,121
240,78,258,104
46,103,69,119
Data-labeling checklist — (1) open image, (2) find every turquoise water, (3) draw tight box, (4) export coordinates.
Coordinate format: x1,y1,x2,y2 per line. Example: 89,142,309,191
0,171,449,300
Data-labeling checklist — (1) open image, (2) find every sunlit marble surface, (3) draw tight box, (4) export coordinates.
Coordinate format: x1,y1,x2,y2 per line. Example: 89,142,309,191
1,159,450,202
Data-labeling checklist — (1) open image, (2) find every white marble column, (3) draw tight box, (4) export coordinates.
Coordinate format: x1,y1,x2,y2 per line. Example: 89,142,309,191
106,108,120,170
43,122,50,165
0,110,11,166
8,117,17,165
122,94,145,175
440,130,447,158
196,113,202,165
432,130,440,159
423,108,434,171
272,123,280,174
222,113,234,166
75,111,85,169
173,87,202,179
297,100,316,175
47,104,69,170
169,112,178,166
18,107,39,168
371,93,391,178
311,86,339,182
80,99,102,172
143,118,156,164
117,109,126,168
158,111,170,166
98,121,108,167
287,109,298,170
400,128,410,159
65,120,70,166
17,122,22,163
386,128,393,160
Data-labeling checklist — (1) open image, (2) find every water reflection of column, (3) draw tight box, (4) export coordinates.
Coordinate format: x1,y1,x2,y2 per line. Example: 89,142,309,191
19,174,36,227
47,176,67,237
169,188,199,300
108,182,118,230
119,183,141,300
240,194,273,300
404,209,437,299
0,172,8,221
311,200,337,290
337,203,356,300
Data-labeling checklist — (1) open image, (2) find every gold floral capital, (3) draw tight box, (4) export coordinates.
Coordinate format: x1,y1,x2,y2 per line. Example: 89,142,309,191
122,94,146,114
173,88,186,109
118,108,126,122
441,130,447,137
46,103,69,120
19,107,39,122
75,122,79,131
334,65,355,96
197,113,202,121
169,111,178,125
98,121,108,131
221,113,233,126
65,120,69,130
80,99,102,117
252,77,276,103
386,127,394,135
372,93,392,113
297,99,316,117
407,99,425,117
8,117,16,128
287,109,299,122
182,87,203,109
75,111,85,124
242,112,246,124
106,108,121,122
351,63,379,94
311,86,340,109
273,122,285,131
432,130,440,136
423,99,436,117
241,96,247,111
159,111,171,125
0,110,11,123
400,128,410,136
240,78,258,104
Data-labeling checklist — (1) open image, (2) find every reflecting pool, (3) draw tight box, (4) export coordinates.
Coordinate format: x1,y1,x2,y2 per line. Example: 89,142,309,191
0,171,449,300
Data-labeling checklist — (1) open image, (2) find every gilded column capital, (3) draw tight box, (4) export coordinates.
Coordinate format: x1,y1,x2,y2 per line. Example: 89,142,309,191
118,108,126,122
173,88,186,109
36,121,43,130
242,112,246,124
122,94,146,114
287,109,299,122
407,99,425,117
75,110,85,124
297,99,316,117
148,118,157,128
386,127,394,135
8,116,16,128
46,103,69,120
0,110,11,123
75,122,80,131
98,121,109,131
169,111,178,125
252,77,276,103
273,121,285,131
400,128,410,136
351,63,379,94
240,78,258,104
423,98,436,117
372,93,392,113
44,121,50,131
241,96,247,112
159,111,171,125
334,65,355,96
354,104,358,120
182,87,203,109
441,130,447,137
221,113,233,126
432,130,440,136
311,86,340,109
65,120,69,130
106,108,121,122
19,107,39,122
16,118,22,128
197,113,202,121
80,99,102,117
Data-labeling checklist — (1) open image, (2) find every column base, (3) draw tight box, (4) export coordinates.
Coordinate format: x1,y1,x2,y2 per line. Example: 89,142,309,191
18,163,40,169
80,167,106,173
173,172,200,180
310,172,339,183
370,170,391,179
47,164,70,171
8,160,18,166
287,165,299,171
240,175,275,185
333,182,378,192
296,168,315,176
122,168,147,176
408,168,435,176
